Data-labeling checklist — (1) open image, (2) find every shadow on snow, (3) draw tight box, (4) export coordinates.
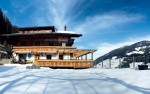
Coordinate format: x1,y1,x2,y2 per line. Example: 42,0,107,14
0,69,150,94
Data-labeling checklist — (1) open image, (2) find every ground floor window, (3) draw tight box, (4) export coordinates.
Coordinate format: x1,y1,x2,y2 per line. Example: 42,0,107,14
19,54,26,60
18,54,27,64
47,55,52,59
59,55,63,60
27,53,32,59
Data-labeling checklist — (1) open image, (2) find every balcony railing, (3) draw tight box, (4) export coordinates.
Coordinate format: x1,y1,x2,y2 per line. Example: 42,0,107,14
36,60,93,68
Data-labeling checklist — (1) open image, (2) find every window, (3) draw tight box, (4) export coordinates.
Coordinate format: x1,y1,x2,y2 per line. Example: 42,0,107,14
62,42,66,46
25,31,28,34
27,53,32,59
18,43,21,46
49,42,54,46
19,54,26,60
35,41,40,46
45,30,50,33
18,42,26,46
21,42,26,46
47,55,52,59
35,30,39,33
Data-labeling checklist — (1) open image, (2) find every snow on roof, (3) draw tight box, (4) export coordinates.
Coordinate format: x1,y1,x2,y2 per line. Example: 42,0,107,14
57,31,76,34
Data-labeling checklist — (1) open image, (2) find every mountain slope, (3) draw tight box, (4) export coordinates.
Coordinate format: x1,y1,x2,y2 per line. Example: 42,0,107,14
94,41,150,67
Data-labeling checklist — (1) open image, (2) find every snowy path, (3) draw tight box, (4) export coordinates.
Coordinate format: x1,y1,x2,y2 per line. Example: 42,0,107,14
0,65,150,94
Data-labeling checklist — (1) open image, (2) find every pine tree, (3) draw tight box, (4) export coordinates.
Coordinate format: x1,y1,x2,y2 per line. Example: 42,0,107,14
0,8,19,34
0,8,19,58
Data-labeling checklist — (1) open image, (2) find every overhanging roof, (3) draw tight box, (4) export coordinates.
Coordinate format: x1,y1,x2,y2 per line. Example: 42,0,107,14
19,26,55,32
1,32,82,37
58,49,97,58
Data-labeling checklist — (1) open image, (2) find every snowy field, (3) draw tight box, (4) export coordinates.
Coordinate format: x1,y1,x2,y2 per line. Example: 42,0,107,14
0,64,150,94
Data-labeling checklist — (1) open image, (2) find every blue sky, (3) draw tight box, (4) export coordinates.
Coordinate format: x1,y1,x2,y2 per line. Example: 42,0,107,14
1,0,150,59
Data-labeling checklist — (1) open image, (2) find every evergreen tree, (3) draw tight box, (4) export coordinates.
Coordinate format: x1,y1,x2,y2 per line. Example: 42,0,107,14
0,8,18,34
0,8,19,58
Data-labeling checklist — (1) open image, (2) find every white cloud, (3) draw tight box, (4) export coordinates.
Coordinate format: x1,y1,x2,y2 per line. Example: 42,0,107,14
73,11,145,53
73,11,144,34
45,0,88,30
29,1,144,33
30,0,95,30
94,35,150,60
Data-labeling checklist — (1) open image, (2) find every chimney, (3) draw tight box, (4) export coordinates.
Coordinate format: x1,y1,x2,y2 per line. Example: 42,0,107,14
64,25,67,31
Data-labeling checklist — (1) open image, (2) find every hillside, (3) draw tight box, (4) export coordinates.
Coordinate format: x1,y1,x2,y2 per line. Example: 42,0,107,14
0,8,18,34
0,8,19,58
94,41,150,68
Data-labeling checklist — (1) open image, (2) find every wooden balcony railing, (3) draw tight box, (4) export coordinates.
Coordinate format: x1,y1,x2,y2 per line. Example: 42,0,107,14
36,60,93,68
13,46,76,53
13,46,76,49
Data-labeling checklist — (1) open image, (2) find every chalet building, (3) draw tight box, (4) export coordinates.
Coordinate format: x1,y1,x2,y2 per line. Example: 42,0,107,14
1,26,96,68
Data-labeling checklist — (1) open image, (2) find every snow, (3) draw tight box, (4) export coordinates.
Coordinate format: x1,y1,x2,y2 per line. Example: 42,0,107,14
126,46,149,56
57,31,76,34
112,56,117,59
0,64,150,94
126,51,144,56
135,47,142,51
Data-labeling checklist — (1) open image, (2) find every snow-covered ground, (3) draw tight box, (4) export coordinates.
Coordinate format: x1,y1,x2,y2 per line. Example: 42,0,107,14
0,64,150,94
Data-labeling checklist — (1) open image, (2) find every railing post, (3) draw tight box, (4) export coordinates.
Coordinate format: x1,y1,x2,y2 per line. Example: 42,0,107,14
119,57,121,68
85,54,87,60
133,56,135,68
68,52,70,60
91,53,93,60
58,51,60,60
109,58,111,68
34,54,39,65
102,58,103,68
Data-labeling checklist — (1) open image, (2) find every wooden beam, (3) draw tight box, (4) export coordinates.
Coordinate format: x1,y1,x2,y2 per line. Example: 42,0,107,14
58,51,60,60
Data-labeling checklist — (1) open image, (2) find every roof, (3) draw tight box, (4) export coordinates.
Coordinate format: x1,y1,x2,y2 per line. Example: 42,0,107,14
19,26,55,32
57,31,76,34
1,32,82,37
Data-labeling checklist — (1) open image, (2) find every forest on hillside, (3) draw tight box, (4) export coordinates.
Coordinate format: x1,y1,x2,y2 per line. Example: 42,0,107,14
0,8,18,34
0,8,19,58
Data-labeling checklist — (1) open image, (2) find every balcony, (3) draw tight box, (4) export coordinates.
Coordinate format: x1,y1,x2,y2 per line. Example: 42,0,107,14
13,46,76,53
36,60,93,68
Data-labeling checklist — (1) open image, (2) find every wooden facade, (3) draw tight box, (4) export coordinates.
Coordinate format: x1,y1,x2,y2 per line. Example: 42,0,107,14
2,26,96,68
